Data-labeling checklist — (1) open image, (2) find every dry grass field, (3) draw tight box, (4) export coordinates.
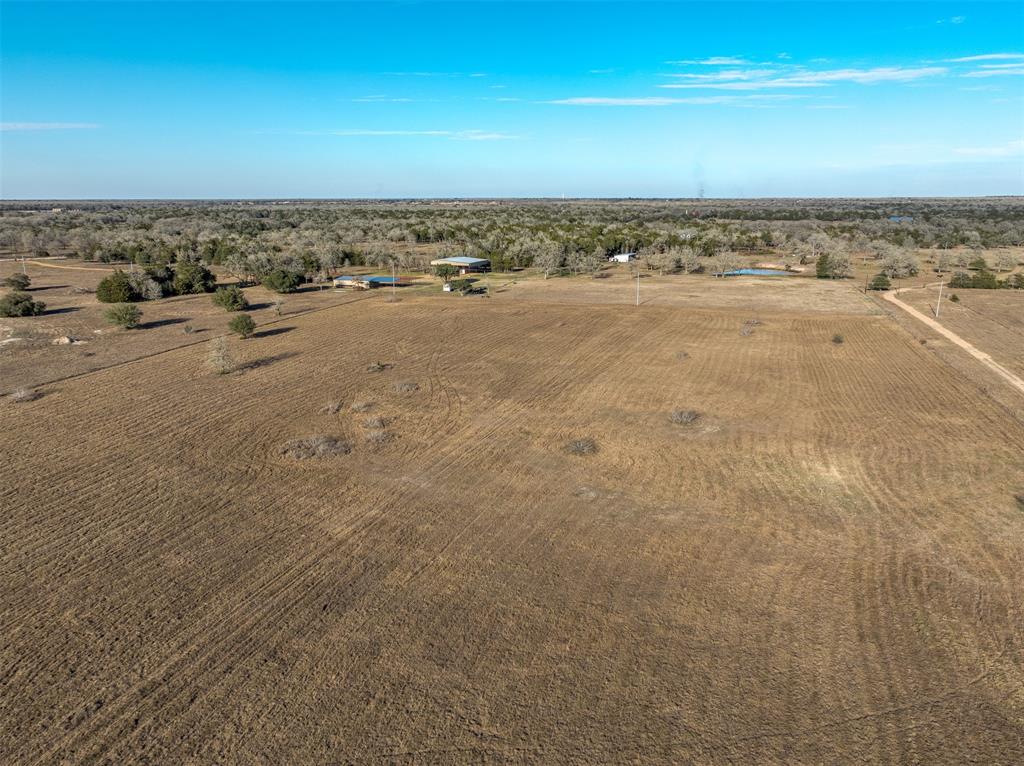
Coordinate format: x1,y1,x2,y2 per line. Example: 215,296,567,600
2,270,1024,763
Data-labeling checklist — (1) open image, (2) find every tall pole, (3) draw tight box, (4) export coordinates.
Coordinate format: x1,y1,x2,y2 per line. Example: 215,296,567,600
635,265,640,307
934,281,944,319
392,262,396,301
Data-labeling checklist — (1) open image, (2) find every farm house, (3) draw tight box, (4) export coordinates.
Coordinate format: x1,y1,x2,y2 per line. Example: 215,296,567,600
429,256,491,274
609,252,637,263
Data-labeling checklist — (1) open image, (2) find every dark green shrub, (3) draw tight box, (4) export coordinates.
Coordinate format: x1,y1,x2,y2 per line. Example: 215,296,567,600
261,268,303,293
228,313,256,338
104,303,142,329
172,262,216,295
831,333,844,344
948,271,972,289
96,270,140,303
815,253,830,279
950,294,960,303
868,274,891,291
212,285,249,311
968,257,988,271
0,291,45,317
4,273,30,290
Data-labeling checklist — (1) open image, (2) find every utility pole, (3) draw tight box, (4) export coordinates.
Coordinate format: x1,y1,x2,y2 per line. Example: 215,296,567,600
635,265,640,307
934,281,944,319
391,262,397,301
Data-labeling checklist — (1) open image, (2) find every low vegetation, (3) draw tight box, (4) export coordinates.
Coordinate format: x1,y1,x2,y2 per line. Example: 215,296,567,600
279,435,352,459
4,273,30,290
0,291,45,317
669,409,701,426
394,381,419,393
207,337,234,374
228,314,256,338
212,285,249,311
9,387,40,403
104,303,142,329
566,438,598,455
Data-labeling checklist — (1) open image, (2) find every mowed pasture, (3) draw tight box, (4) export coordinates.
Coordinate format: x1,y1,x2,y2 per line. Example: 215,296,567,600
2,281,1024,763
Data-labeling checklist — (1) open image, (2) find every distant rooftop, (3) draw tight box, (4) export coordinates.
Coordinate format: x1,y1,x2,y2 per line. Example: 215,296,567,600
430,256,490,265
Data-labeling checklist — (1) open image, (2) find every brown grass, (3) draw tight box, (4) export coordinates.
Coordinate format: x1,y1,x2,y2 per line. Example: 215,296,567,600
2,277,1023,763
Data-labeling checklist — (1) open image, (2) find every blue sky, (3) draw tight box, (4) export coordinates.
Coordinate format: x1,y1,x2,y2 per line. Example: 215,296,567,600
1,0,1022,198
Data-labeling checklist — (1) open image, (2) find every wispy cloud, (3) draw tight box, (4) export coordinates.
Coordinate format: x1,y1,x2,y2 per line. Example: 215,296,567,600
589,68,616,75
946,53,1024,62
547,95,802,107
665,56,750,66
660,66,947,90
1,122,99,131
962,67,1024,78
954,139,1024,157
352,95,417,103
936,15,966,25
301,128,518,140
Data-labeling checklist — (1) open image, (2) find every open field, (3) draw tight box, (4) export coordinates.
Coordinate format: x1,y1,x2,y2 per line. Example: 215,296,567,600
897,286,1024,379
3,274,1023,763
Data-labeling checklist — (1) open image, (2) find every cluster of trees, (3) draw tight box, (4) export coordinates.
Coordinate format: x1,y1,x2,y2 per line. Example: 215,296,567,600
95,262,216,303
0,273,46,316
948,270,1024,290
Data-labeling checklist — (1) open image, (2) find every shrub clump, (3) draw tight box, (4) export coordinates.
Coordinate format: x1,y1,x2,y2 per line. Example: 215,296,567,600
0,291,46,317
228,313,256,338
364,430,392,445
261,268,303,294
394,381,419,393
669,409,701,425
351,401,374,413
279,435,352,460
96,270,140,303
950,293,960,303
208,337,234,374
832,333,845,345
4,273,31,290
868,274,892,291
363,415,387,429
172,262,216,295
366,360,392,372
566,438,598,455
319,401,343,415
212,285,249,311
104,303,142,329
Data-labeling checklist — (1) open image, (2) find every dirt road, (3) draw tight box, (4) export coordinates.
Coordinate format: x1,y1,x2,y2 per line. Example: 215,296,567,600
883,288,1024,396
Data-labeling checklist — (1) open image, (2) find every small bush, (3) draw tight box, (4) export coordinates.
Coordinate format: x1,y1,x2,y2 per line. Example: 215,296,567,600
949,293,960,303
10,387,40,403
96,270,140,303
832,333,845,345
279,435,352,460
320,401,343,415
212,285,249,311
676,351,690,361
262,268,303,294
351,401,374,412
104,303,142,329
364,430,392,445
208,337,234,374
172,262,216,295
366,360,392,372
183,324,196,334
0,291,46,317
566,438,598,455
868,273,892,291
394,381,419,393
363,416,386,429
4,273,30,290
228,313,256,338
669,409,701,425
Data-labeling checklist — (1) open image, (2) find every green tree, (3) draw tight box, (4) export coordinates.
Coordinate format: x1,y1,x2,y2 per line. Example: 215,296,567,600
868,274,891,291
0,291,45,317
4,273,30,290
228,313,256,338
815,253,831,279
261,268,303,293
104,303,142,329
433,264,458,283
172,262,216,294
212,285,249,311
96,270,140,303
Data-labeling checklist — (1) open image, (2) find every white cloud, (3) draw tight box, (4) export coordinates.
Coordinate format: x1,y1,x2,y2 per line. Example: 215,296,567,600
947,53,1024,62
306,128,517,140
660,66,947,90
953,139,1024,157
1,122,99,130
547,95,802,106
665,56,750,66
962,67,1024,78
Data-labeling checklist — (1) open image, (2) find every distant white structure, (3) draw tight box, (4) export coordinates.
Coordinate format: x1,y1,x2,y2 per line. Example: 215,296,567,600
609,252,637,263
430,256,491,274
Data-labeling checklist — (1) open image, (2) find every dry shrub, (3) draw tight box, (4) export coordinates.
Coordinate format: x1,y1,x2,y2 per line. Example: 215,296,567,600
394,381,419,394
676,350,690,361
279,435,352,460
207,337,234,374
351,401,374,413
182,324,196,335
364,430,393,445
566,438,598,455
740,319,762,337
363,415,386,429
366,360,392,373
320,401,343,415
10,387,40,403
669,409,701,426
832,333,845,345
